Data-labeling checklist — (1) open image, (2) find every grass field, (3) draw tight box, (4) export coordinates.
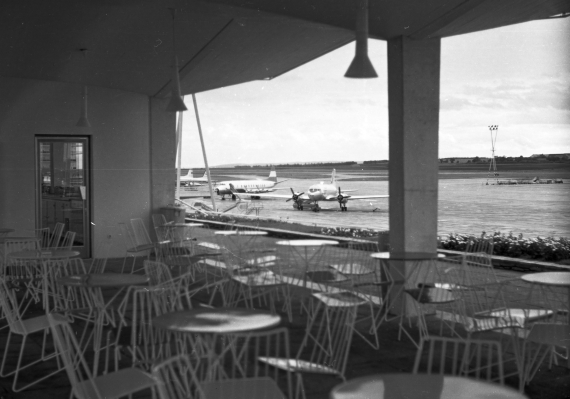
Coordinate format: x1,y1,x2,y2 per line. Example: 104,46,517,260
186,162,570,181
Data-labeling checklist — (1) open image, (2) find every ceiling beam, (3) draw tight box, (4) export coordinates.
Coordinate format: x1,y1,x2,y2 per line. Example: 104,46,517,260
408,0,488,40
154,18,235,98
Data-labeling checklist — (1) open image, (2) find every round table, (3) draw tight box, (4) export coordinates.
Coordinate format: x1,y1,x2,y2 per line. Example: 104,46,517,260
370,252,448,347
166,223,204,228
0,227,15,237
9,249,80,260
163,222,205,242
276,239,339,289
8,249,81,312
153,308,281,334
215,230,267,236
57,273,150,288
330,374,528,399
154,308,282,380
370,251,446,261
57,273,149,373
521,272,570,361
521,272,570,321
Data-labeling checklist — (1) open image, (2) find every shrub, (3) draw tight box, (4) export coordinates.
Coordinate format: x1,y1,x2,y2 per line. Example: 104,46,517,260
438,231,570,262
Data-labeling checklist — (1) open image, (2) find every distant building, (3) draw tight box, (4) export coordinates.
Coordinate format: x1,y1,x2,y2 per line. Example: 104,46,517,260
439,157,473,163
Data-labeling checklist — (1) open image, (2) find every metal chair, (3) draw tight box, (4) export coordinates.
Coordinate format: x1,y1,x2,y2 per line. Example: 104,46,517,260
1,238,42,305
259,295,358,382
119,222,153,274
115,281,184,368
216,230,292,320
58,230,76,250
47,312,156,399
413,335,505,384
153,327,296,399
50,222,65,249
0,278,64,391
130,218,153,249
32,227,51,248
521,323,570,387
152,213,170,242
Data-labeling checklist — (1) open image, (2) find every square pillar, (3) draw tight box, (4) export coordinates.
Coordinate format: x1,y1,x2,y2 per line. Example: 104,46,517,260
387,36,441,315
149,98,177,222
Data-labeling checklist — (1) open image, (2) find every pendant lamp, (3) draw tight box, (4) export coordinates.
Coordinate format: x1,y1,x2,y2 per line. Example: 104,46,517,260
76,85,91,127
345,0,377,78
166,8,188,112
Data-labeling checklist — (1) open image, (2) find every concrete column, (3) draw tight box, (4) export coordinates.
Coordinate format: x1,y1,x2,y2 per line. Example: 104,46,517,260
387,36,441,314
149,97,177,229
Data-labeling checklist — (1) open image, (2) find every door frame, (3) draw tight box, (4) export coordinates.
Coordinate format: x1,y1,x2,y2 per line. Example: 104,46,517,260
35,135,91,258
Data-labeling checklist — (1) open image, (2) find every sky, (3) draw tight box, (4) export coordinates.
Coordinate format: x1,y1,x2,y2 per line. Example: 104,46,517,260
179,17,570,168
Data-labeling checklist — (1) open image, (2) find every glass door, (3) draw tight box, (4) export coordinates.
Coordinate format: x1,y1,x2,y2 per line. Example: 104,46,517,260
37,137,90,257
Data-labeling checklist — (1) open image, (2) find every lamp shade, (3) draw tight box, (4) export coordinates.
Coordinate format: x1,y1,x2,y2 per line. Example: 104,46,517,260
165,55,187,113
345,0,377,78
76,86,91,127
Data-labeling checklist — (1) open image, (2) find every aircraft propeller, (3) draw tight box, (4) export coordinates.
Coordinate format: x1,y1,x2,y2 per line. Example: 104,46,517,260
286,188,304,202
337,187,347,211
286,188,304,209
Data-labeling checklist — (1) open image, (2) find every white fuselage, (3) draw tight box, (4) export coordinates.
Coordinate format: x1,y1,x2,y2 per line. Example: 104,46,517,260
304,183,339,202
216,180,277,195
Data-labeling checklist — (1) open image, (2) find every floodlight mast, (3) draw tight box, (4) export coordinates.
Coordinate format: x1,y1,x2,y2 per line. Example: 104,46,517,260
487,125,499,184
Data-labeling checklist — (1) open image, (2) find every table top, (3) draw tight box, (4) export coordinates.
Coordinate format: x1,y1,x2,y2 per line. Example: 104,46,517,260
164,223,204,228
0,236,41,243
153,308,281,334
521,272,570,287
215,230,268,236
0,228,15,234
8,249,80,260
370,252,446,261
57,273,149,288
276,239,339,247
330,374,528,399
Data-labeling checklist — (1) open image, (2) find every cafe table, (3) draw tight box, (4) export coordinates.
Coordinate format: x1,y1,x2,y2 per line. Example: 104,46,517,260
8,249,80,309
153,308,281,380
521,272,570,324
57,273,149,373
330,373,529,399
163,222,204,242
275,239,339,290
0,227,15,237
520,271,570,368
369,252,449,347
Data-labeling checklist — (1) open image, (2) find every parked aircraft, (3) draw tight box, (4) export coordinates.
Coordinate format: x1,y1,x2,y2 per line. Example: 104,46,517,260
240,169,388,212
215,166,289,200
179,170,215,186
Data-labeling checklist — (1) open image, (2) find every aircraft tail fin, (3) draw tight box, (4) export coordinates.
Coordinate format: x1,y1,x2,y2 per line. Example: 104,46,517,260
268,166,277,183
331,169,336,184
184,170,193,178
202,171,208,179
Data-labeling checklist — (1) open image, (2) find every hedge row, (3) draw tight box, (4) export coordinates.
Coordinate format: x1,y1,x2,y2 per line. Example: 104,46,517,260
438,232,570,262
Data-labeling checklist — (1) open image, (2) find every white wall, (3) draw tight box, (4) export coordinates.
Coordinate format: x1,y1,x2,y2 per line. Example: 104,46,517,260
0,77,174,258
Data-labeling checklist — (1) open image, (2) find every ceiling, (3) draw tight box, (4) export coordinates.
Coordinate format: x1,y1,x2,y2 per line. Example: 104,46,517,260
1,0,567,97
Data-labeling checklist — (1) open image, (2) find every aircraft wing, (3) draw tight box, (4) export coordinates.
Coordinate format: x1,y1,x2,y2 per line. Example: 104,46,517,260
323,194,389,201
242,192,312,201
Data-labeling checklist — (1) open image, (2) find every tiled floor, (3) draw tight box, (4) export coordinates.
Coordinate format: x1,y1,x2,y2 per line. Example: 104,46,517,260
1,228,569,399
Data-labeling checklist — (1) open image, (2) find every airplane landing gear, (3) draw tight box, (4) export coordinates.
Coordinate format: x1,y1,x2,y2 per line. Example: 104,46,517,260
312,205,320,212
231,194,236,201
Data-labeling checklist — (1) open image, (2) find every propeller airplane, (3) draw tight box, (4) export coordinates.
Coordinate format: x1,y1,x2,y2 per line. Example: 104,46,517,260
231,169,388,212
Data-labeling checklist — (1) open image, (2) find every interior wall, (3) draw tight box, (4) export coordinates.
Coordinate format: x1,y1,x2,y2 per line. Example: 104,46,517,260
0,76,152,258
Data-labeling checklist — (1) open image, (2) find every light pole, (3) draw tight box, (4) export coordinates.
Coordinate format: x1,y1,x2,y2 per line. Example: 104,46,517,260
487,125,499,184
